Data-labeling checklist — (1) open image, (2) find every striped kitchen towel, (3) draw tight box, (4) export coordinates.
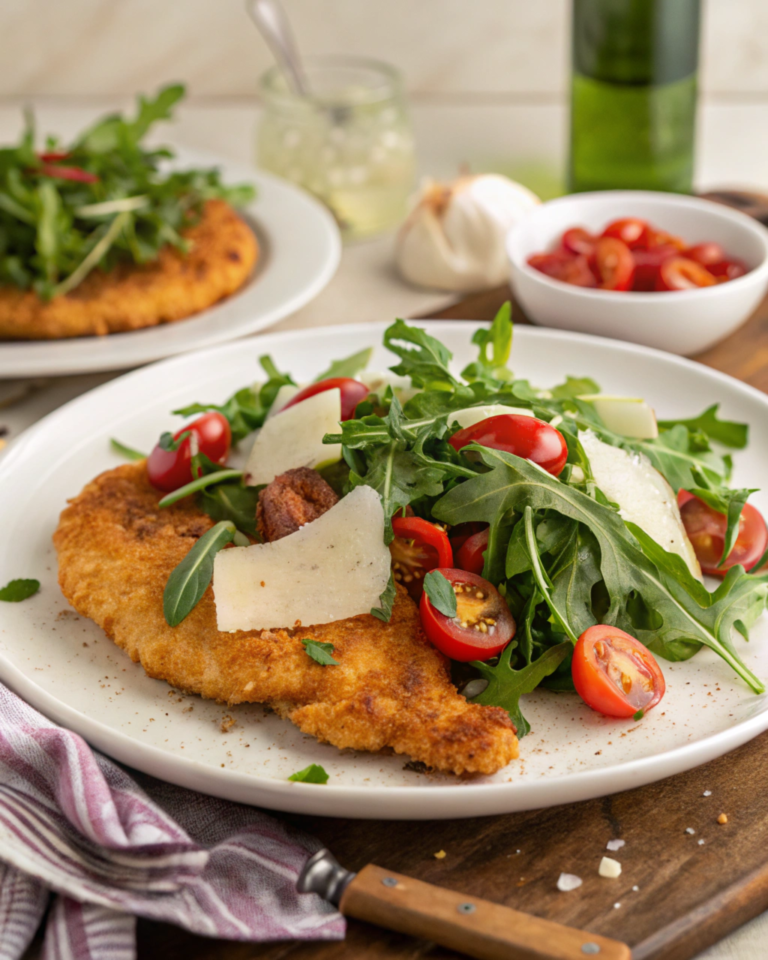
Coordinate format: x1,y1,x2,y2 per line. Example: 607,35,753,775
0,682,345,959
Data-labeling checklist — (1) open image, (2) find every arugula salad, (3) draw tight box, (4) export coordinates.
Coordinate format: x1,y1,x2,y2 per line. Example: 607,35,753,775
123,304,768,737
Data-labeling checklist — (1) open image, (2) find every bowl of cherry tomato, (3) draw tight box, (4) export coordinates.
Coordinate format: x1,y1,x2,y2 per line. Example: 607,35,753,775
507,191,768,355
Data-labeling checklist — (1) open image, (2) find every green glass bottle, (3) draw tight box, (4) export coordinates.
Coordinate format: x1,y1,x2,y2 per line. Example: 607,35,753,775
568,0,701,194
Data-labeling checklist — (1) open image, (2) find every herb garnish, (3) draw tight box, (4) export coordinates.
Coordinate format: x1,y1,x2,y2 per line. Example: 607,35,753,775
301,639,339,666
288,764,329,784
423,570,457,618
0,579,40,602
110,438,146,461
163,521,236,627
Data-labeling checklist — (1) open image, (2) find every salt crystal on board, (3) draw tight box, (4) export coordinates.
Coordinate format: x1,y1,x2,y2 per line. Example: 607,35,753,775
557,873,583,892
599,857,622,879
606,839,625,852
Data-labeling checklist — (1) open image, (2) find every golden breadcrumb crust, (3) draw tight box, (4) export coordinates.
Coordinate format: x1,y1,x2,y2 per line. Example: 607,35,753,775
53,463,518,776
0,200,257,340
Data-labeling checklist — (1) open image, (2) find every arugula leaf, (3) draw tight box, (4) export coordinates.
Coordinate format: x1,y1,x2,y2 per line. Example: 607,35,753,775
658,404,748,449
686,468,758,568
158,430,190,453
434,446,767,692
471,640,572,736
288,764,329,784
0,579,40,602
163,521,235,627
423,570,457,617
371,572,397,622
549,526,602,638
522,506,578,643
461,302,514,383
198,483,260,539
301,639,339,666
313,347,373,382
551,375,601,400
384,318,467,391
157,469,243,508
110,438,146,461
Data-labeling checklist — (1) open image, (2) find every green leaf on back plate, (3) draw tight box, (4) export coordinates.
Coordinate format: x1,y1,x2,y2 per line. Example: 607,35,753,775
110,438,146,461
301,639,339,666
0,579,40,602
423,570,457,618
371,572,397,623
657,404,748,449
470,641,572,737
288,763,329,784
163,521,235,627
313,347,373,382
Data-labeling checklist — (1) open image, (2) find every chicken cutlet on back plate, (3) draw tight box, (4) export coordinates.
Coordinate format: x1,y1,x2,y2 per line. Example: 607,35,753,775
53,462,518,776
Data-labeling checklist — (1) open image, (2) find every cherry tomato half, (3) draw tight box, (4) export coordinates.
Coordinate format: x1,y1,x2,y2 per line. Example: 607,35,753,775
38,163,99,183
147,412,232,493
282,377,370,421
448,521,487,554
684,242,725,267
527,251,597,288
390,516,453,601
456,527,489,576
631,244,679,292
561,227,597,257
647,229,687,252
602,217,650,250
708,258,748,282
678,491,768,576
572,625,666,718
449,414,568,476
419,568,515,662
592,237,635,290
656,257,717,291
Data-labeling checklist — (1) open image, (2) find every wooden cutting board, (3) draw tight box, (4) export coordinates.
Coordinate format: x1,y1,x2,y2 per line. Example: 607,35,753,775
43,193,768,960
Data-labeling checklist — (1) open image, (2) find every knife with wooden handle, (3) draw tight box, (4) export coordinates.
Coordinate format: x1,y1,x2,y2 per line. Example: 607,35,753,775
298,849,631,960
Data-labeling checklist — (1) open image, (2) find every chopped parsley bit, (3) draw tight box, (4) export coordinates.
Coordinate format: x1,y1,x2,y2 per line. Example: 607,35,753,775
301,639,339,666
288,763,329,784
633,709,645,721
0,579,40,602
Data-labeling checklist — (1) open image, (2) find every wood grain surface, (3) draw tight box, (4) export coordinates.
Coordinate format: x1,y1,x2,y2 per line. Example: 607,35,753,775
25,198,768,960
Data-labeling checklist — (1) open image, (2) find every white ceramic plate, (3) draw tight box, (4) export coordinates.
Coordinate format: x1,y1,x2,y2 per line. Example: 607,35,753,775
2,322,768,820
0,148,341,378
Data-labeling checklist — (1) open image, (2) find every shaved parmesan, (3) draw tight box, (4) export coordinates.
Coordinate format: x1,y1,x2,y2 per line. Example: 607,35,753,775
244,388,342,486
265,383,300,420
213,485,390,631
579,431,701,579
451,405,535,430
580,395,658,440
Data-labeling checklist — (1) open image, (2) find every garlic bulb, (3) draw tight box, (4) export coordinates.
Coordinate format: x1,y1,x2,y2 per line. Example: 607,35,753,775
395,174,540,292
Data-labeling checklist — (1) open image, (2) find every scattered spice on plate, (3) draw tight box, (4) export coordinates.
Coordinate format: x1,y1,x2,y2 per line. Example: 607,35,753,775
220,714,236,733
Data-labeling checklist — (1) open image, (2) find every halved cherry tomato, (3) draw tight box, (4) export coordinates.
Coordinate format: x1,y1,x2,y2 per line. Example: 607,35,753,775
707,258,748,282
448,521,487,554
147,412,232,492
630,244,679,291
572,625,665,718
527,251,597,288
456,527,489,576
419,568,515,662
684,242,725,267
655,257,717,291
281,377,369,422
647,229,687,252
38,163,99,183
678,491,768,576
390,516,453,601
561,227,597,257
602,218,650,250
449,414,568,476
38,151,71,163
592,237,635,290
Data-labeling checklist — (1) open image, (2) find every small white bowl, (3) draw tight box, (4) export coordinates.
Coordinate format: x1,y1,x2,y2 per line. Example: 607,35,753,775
507,190,768,356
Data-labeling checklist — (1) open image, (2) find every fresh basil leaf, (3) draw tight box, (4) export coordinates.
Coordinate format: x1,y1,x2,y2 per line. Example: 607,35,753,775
301,639,339,666
158,469,243,507
471,640,572,737
0,578,40,602
423,570,457,617
288,764,329,784
371,572,397,622
434,445,767,692
163,521,235,627
110,438,146,461
314,347,373,382
658,404,748,449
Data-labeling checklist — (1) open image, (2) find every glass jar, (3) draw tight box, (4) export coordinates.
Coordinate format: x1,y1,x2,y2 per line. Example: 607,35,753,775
569,0,701,194
257,56,416,241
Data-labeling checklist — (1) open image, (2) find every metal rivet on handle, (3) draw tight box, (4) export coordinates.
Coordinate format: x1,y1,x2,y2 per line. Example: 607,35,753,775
581,945,601,956
381,877,398,888
457,903,476,915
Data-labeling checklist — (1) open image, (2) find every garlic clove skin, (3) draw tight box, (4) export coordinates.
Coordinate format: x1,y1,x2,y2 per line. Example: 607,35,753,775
396,174,540,292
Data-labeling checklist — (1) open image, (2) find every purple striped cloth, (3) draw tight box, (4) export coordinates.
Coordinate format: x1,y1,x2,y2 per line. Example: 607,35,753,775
0,682,345,959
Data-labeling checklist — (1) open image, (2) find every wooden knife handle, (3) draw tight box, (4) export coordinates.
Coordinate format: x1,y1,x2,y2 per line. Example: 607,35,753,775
340,864,631,960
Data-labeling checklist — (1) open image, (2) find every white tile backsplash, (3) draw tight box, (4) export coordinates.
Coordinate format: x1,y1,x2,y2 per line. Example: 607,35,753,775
0,0,764,101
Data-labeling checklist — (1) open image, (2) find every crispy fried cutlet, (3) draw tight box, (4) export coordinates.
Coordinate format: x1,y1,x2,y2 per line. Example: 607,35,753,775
0,200,257,340
53,463,518,776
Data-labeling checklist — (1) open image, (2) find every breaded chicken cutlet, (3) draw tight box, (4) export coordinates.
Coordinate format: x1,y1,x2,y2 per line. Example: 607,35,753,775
53,462,518,776
0,200,257,340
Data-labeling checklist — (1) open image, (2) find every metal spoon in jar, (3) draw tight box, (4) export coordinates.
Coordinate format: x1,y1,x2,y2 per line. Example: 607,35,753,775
245,0,309,97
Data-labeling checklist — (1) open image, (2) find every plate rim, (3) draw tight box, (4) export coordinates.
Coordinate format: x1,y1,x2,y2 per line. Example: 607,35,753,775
0,149,341,378
3,319,768,819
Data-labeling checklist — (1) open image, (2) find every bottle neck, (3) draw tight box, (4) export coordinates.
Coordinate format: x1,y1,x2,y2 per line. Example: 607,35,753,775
572,0,701,86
